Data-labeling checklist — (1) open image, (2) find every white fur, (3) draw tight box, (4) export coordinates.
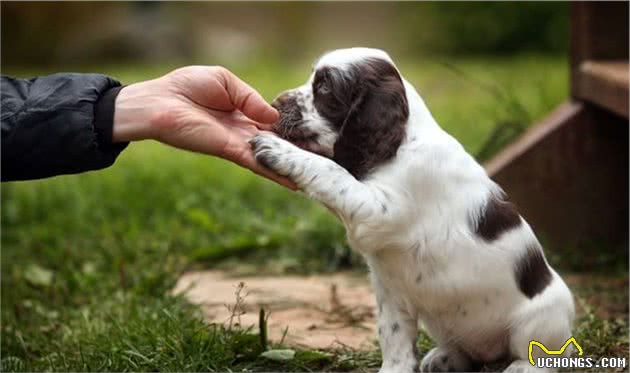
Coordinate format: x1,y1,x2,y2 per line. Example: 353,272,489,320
251,48,574,373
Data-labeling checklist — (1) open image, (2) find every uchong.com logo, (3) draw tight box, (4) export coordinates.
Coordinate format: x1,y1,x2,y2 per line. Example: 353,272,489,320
529,337,627,370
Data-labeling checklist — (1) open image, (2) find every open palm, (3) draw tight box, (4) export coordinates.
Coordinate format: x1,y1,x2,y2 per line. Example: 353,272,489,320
113,66,295,189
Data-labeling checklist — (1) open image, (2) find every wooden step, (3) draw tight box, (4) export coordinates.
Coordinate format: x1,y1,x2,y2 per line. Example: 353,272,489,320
574,60,629,118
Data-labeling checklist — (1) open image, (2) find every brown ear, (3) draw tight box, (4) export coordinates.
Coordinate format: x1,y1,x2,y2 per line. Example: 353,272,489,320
333,58,409,179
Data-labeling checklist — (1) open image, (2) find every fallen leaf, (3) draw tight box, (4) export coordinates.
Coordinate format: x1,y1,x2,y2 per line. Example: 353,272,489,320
24,264,53,287
260,349,295,361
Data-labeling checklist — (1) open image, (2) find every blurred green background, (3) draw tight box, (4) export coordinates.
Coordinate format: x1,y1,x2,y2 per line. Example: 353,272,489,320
2,2,569,66
3,2,626,372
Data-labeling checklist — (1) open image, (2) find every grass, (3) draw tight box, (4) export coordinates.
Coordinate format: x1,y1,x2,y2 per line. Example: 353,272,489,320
2,54,627,371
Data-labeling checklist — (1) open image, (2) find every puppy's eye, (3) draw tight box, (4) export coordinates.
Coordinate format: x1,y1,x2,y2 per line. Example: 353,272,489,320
317,82,331,95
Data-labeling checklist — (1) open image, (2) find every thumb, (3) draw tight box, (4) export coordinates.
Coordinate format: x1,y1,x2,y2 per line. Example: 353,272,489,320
218,68,279,126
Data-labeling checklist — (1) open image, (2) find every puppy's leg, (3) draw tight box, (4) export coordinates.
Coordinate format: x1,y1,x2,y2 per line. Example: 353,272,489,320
419,347,473,372
250,133,382,220
506,292,573,373
369,275,419,373
376,299,419,373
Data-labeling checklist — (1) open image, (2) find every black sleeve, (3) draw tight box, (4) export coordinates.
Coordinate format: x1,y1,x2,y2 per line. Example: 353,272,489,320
1,73,129,181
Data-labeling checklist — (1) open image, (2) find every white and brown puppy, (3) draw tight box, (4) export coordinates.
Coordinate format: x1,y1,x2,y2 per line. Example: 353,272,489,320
249,48,574,373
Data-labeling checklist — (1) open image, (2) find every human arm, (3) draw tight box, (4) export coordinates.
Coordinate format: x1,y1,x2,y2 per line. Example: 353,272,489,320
1,67,294,188
1,73,127,181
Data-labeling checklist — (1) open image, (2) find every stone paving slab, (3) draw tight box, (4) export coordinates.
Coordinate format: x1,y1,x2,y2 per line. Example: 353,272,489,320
173,270,378,350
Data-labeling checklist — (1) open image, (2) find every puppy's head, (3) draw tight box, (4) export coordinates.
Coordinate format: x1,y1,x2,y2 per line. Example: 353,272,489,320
272,48,409,179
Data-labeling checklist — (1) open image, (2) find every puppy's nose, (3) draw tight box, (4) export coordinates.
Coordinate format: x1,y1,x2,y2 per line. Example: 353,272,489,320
271,93,294,111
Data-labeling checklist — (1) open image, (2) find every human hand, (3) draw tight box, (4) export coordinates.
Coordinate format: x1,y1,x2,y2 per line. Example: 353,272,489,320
112,66,296,189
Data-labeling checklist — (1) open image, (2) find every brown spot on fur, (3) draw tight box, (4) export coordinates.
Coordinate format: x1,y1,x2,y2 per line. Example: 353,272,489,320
515,245,552,298
475,194,521,241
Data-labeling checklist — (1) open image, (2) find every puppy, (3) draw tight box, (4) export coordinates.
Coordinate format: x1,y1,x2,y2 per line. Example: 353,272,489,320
249,48,574,372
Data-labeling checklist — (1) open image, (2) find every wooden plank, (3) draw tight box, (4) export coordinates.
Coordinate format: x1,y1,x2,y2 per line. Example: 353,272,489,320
575,61,629,118
485,102,583,176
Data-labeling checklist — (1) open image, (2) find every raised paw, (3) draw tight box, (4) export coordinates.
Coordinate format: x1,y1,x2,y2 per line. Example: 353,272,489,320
420,347,472,372
249,133,300,177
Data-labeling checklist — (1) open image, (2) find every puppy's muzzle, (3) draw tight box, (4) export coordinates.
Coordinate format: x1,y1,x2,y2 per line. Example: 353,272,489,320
271,93,305,140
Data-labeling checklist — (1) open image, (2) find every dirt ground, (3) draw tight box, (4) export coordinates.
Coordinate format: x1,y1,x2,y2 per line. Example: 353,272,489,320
173,270,629,351
173,270,378,350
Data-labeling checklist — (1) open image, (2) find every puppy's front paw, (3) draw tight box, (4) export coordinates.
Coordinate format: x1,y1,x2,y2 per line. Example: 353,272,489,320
249,133,298,177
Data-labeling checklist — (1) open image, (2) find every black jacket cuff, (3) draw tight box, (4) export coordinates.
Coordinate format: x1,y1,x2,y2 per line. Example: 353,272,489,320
94,85,127,150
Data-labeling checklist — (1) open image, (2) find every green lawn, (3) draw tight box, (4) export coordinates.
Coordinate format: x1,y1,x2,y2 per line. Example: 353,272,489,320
2,55,627,371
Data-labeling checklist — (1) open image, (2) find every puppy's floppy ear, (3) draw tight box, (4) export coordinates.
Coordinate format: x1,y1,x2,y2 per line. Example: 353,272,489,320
333,58,409,179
